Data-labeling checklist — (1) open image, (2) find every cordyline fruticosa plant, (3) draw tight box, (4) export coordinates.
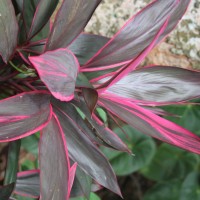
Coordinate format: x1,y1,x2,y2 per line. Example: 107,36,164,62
1,0,200,199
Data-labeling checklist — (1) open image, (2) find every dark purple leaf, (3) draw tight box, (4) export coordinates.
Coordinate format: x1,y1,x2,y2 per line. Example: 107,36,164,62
99,97,200,155
29,49,79,102
82,88,98,114
53,105,121,196
15,170,40,198
104,66,200,105
40,114,76,200
0,0,18,62
0,183,15,200
83,0,190,69
28,0,59,39
69,33,109,65
46,0,102,51
52,99,129,152
0,91,51,142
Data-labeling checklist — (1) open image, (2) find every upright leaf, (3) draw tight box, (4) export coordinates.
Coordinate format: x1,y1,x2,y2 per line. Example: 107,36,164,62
53,105,121,196
29,49,79,102
0,0,18,62
46,0,102,50
0,91,51,142
40,114,75,200
28,0,59,39
83,0,190,69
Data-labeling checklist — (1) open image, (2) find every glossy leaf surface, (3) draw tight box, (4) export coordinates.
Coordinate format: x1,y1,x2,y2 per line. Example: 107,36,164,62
0,0,18,62
15,170,40,198
53,105,121,196
84,0,190,69
105,66,200,104
46,0,102,50
99,98,200,154
29,49,79,101
0,91,51,142
39,114,72,200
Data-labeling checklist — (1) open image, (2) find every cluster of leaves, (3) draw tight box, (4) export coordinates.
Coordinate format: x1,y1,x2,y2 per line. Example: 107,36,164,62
0,0,200,199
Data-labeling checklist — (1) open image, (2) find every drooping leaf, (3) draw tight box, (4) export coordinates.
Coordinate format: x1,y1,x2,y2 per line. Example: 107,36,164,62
99,97,200,154
179,172,200,200
0,183,15,200
53,105,121,196
83,0,191,69
102,125,156,176
104,66,200,104
28,0,59,39
53,99,129,152
46,0,102,50
15,170,40,198
4,140,21,185
141,143,199,181
29,49,79,102
40,114,75,200
0,0,18,62
0,91,51,142
68,33,109,65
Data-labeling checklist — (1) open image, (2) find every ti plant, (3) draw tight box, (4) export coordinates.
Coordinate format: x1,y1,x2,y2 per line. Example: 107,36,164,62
0,0,200,199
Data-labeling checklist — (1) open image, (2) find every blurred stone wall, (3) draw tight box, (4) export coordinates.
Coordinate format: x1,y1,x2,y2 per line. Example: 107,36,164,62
85,0,200,69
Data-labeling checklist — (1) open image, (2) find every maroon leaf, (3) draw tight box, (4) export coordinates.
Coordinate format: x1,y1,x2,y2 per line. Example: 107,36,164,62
0,91,51,142
15,170,40,198
99,97,200,155
0,0,18,62
83,0,190,69
46,0,102,51
40,114,76,200
29,49,79,102
82,88,98,114
53,105,121,196
103,66,200,105
28,0,59,39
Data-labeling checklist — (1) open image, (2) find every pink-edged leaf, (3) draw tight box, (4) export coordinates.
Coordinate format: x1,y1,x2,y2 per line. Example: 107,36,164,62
83,0,190,69
15,170,40,198
46,0,102,51
53,105,122,196
99,97,200,154
103,66,200,105
28,0,59,39
40,113,74,200
0,0,18,62
29,49,79,102
53,99,129,152
0,91,51,142
69,33,110,65
68,163,77,196
97,19,169,92
82,88,98,114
